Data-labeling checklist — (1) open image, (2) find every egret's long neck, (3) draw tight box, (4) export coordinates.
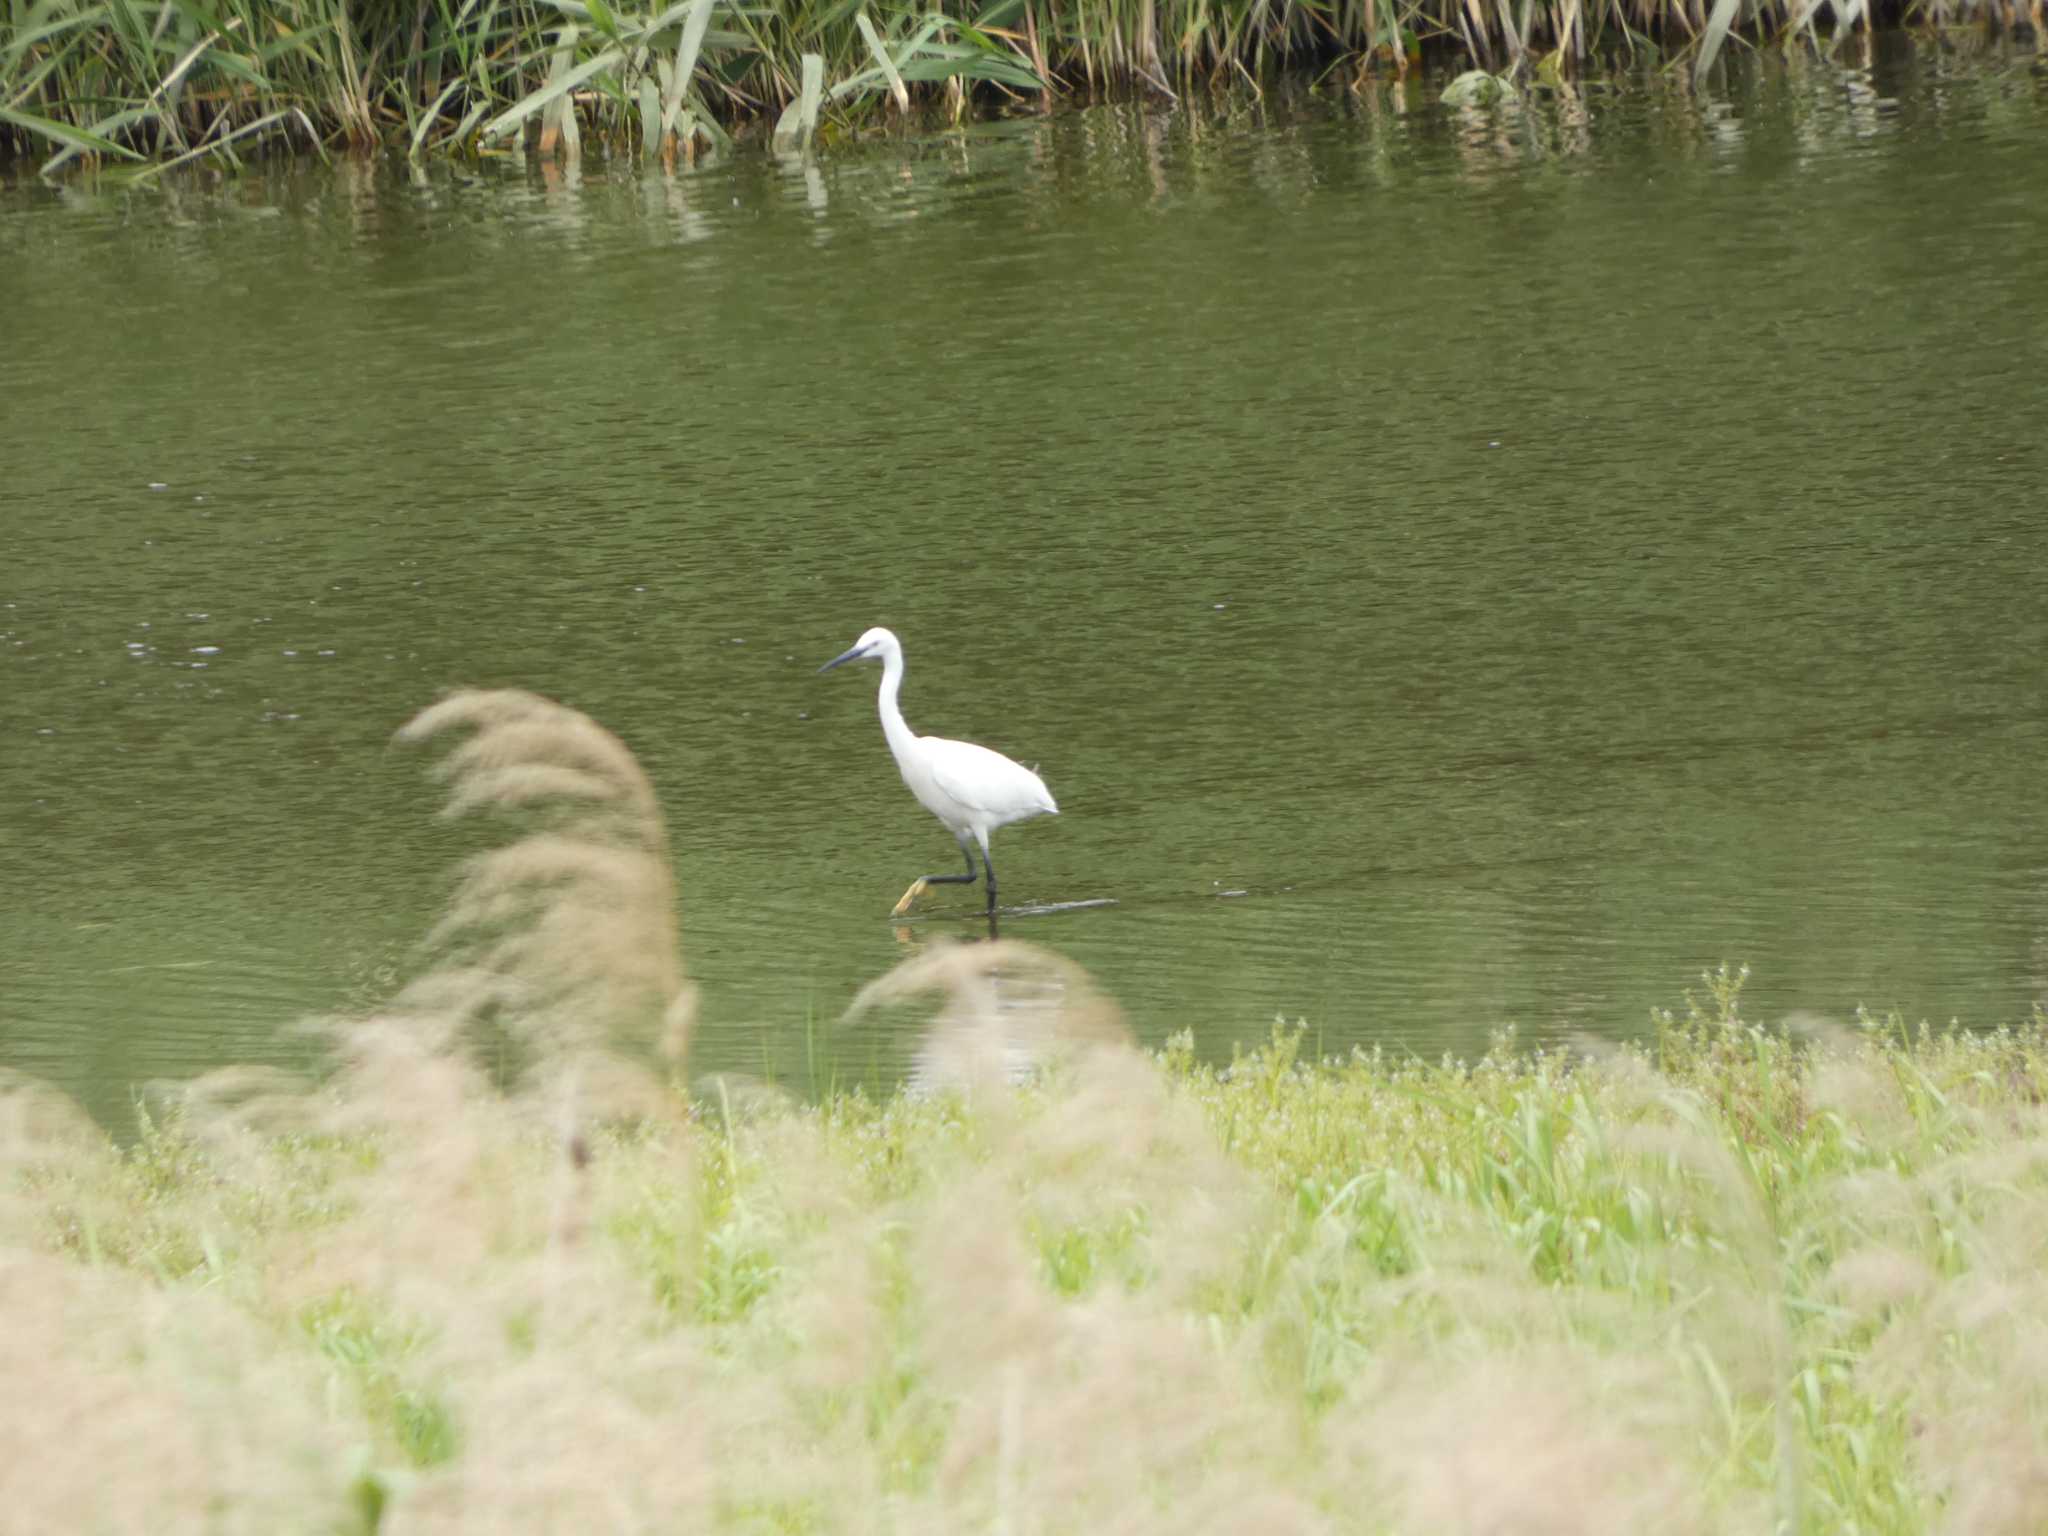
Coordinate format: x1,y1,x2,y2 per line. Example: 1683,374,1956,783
876,647,917,765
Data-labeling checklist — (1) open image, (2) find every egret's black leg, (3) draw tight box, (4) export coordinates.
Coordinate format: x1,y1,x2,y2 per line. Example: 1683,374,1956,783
980,849,998,915
892,842,978,916
919,840,977,887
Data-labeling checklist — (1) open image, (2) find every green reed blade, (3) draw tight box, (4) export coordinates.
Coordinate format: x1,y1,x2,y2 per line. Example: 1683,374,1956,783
2,102,147,159
410,73,468,154
41,103,161,171
667,0,714,113
1692,0,1738,83
638,74,659,151
483,42,622,139
798,48,822,135
855,11,908,109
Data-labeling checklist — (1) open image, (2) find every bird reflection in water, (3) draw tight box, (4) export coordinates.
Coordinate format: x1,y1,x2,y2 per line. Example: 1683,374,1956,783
853,935,1127,1098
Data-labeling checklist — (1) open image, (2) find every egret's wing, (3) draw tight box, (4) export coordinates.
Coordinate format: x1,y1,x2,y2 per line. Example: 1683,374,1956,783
923,736,1058,822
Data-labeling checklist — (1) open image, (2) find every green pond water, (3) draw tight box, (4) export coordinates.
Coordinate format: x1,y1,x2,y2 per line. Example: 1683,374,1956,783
4,42,2047,1120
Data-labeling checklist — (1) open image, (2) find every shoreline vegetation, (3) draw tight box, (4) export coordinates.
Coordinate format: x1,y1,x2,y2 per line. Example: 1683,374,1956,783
5,688,2048,1530
1,0,2040,173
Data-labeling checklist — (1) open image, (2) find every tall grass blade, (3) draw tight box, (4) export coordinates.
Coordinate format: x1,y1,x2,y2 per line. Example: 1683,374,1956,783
895,53,1042,88
774,51,823,147
2,104,146,163
667,0,715,114
1693,0,1740,84
638,74,660,154
485,41,625,141
150,28,233,107
451,98,492,144
132,108,296,178
856,11,910,110
560,81,583,154
799,50,823,138
410,76,470,159
39,107,159,174
531,24,574,151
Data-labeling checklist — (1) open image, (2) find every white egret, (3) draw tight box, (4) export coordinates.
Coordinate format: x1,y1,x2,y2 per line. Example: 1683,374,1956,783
818,626,1058,916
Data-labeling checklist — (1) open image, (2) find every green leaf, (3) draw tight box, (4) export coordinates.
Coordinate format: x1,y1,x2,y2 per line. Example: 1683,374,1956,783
131,107,295,178
39,105,158,173
895,54,1040,88
410,75,469,158
772,96,803,144
163,0,232,40
806,0,868,31
855,10,908,111
798,50,823,138
826,64,885,102
1,104,147,164
638,75,660,155
4,8,113,64
1693,0,1740,87
481,43,623,139
194,48,270,90
689,103,729,149
635,0,699,28
666,0,715,114
451,97,492,143
560,83,581,152
540,31,577,140
253,20,339,64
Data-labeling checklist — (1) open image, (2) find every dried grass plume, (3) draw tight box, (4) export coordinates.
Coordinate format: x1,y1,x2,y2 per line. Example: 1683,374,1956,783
393,688,696,1096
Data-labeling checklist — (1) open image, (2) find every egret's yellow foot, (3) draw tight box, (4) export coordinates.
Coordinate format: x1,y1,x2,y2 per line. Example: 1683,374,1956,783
891,878,930,917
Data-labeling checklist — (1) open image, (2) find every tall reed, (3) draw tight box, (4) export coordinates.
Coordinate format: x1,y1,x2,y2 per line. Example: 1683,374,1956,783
3,0,2031,168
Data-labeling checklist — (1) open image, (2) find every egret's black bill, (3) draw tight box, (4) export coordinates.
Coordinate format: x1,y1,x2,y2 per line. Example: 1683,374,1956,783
818,646,864,673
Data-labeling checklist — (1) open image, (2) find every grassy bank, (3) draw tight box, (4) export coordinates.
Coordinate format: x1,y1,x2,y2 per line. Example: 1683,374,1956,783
7,968,2048,1532
4,690,2048,1532
0,0,2029,171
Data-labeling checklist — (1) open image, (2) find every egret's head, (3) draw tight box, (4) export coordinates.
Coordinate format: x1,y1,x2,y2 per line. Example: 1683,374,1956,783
818,626,897,674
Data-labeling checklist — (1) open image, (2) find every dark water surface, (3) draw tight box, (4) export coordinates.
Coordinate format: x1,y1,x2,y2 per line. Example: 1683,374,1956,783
5,42,2047,1119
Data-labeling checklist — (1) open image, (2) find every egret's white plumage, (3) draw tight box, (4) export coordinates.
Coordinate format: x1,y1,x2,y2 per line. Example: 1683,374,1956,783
819,626,1057,915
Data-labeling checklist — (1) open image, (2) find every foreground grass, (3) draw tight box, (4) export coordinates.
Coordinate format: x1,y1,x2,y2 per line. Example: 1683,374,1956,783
10,691,2046,1531
1,0,2026,172
6,965,2048,1534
